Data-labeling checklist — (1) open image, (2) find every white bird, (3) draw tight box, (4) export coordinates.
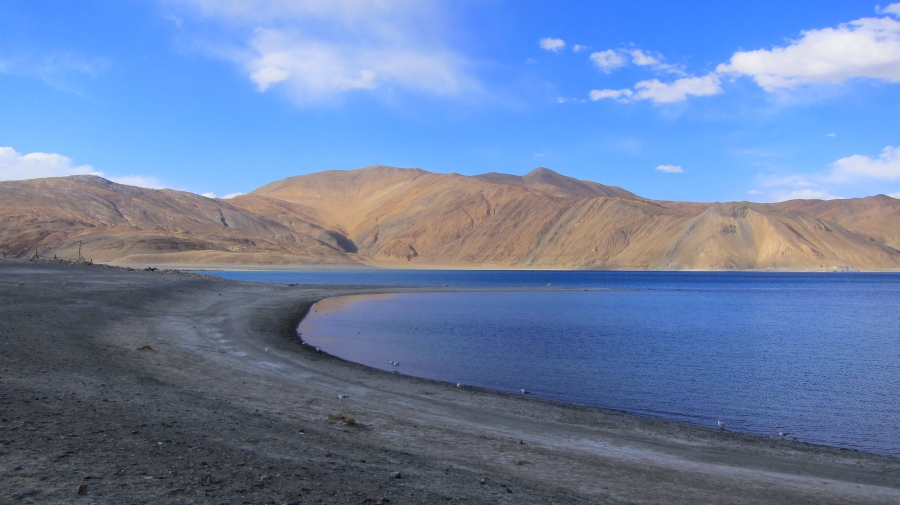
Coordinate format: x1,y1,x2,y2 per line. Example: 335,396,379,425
388,360,395,365
392,362,400,366
456,383,462,388
779,431,789,438
717,420,727,430
315,347,321,352
520,389,528,394
337,395,349,400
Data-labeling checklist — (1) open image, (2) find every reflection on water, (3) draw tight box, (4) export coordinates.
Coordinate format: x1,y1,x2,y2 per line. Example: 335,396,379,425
297,273,900,458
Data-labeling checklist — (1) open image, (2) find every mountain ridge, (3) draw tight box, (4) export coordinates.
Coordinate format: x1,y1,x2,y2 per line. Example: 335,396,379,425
2,166,899,270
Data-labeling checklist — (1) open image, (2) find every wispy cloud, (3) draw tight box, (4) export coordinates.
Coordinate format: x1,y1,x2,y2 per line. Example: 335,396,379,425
590,74,722,104
590,50,626,73
0,146,163,188
108,175,166,189
169,0,477,103
0,52,106,93
588,47,682,75
539,37,565,53
202,191,244,199
748,145,900,201
656,164,683,173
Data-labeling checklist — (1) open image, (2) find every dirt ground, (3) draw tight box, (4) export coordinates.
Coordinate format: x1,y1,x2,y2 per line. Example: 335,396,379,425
1,259,898,504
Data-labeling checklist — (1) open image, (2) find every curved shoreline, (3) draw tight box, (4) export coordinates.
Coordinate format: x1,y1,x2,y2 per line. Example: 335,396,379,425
3,259,900,504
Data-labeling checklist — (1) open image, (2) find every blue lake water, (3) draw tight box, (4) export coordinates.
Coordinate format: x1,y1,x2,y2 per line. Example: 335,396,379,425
198,270,900,457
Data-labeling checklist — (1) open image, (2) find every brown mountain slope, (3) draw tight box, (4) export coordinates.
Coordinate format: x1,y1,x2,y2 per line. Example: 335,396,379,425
3,168,900,270
474,167,638,199
774,195,900,250
239,166,900,270
0,175,358,265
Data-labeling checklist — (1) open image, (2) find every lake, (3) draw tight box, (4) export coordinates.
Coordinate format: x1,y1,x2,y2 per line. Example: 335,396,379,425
197,270,900,457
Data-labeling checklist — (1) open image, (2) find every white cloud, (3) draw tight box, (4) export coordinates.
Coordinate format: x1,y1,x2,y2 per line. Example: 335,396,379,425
590,50,627,73
572,44,589,52
656,164,683,173
591,76,724,104
632,74,722,104
171,0,475,102
749,147,900,202
539,38,566,52
879,3,900,16
0,146,99,180
758,174,818,188
202,191,244,199
525,57,537,64
827,133,837,137
0,146,162,188
107,175,166,189
746,189,761,195
533,153,545,158
774,189,842,201
717,15,900,90
630,49,660,67
589,88,633,101
831,145,900,181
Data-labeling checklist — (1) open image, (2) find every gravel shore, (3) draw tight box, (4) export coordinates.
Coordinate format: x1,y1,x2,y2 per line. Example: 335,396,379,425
2,260,898,504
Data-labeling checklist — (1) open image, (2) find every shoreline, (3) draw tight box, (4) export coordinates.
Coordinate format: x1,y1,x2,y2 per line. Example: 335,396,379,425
102,259,900,273
3,258,900,504
298,291,899,459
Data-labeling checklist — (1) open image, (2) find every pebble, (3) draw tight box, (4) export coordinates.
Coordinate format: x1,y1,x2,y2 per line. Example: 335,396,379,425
391,471,402,479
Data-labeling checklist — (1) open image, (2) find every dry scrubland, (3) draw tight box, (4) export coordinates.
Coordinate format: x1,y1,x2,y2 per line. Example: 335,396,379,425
2,166,900,270
2,260,900,504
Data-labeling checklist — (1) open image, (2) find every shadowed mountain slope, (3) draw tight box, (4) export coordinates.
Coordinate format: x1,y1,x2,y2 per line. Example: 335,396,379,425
3,167,900,270
0,175,358,265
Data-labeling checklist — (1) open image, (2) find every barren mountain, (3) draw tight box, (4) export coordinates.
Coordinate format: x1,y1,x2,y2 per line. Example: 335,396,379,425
0,175,358,265
3,166,900,270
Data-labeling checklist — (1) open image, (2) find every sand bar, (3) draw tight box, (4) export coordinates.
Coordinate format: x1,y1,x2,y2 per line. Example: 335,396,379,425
2,259,899,504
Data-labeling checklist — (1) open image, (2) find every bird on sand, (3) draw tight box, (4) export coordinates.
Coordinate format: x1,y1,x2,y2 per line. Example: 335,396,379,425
456,383,462,388
779,431,789,438
717,420,727,430
520,389,528,394
337,395,349,400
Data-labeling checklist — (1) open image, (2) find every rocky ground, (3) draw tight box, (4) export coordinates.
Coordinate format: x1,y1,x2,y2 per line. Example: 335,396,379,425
1,259,899,504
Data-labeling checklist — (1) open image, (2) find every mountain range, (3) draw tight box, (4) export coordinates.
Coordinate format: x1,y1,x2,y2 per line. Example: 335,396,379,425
2,165,899,270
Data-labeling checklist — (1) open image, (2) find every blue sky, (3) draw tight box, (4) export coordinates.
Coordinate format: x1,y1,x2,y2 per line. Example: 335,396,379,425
1,1,899,202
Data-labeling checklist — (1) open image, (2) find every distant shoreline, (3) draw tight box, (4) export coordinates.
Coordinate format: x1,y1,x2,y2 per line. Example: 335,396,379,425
115,260,900,273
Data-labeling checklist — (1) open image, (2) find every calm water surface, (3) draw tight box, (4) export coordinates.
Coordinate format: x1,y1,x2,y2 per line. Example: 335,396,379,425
199,270,900,457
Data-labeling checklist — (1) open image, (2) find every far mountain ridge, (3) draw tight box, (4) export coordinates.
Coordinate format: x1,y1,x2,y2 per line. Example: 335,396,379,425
1,166,899,270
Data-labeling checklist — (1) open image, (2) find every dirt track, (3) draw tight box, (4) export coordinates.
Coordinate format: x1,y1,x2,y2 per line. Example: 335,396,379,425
2,260,899,504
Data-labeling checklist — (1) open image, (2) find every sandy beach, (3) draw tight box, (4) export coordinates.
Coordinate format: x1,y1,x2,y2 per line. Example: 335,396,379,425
2,260,899,504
